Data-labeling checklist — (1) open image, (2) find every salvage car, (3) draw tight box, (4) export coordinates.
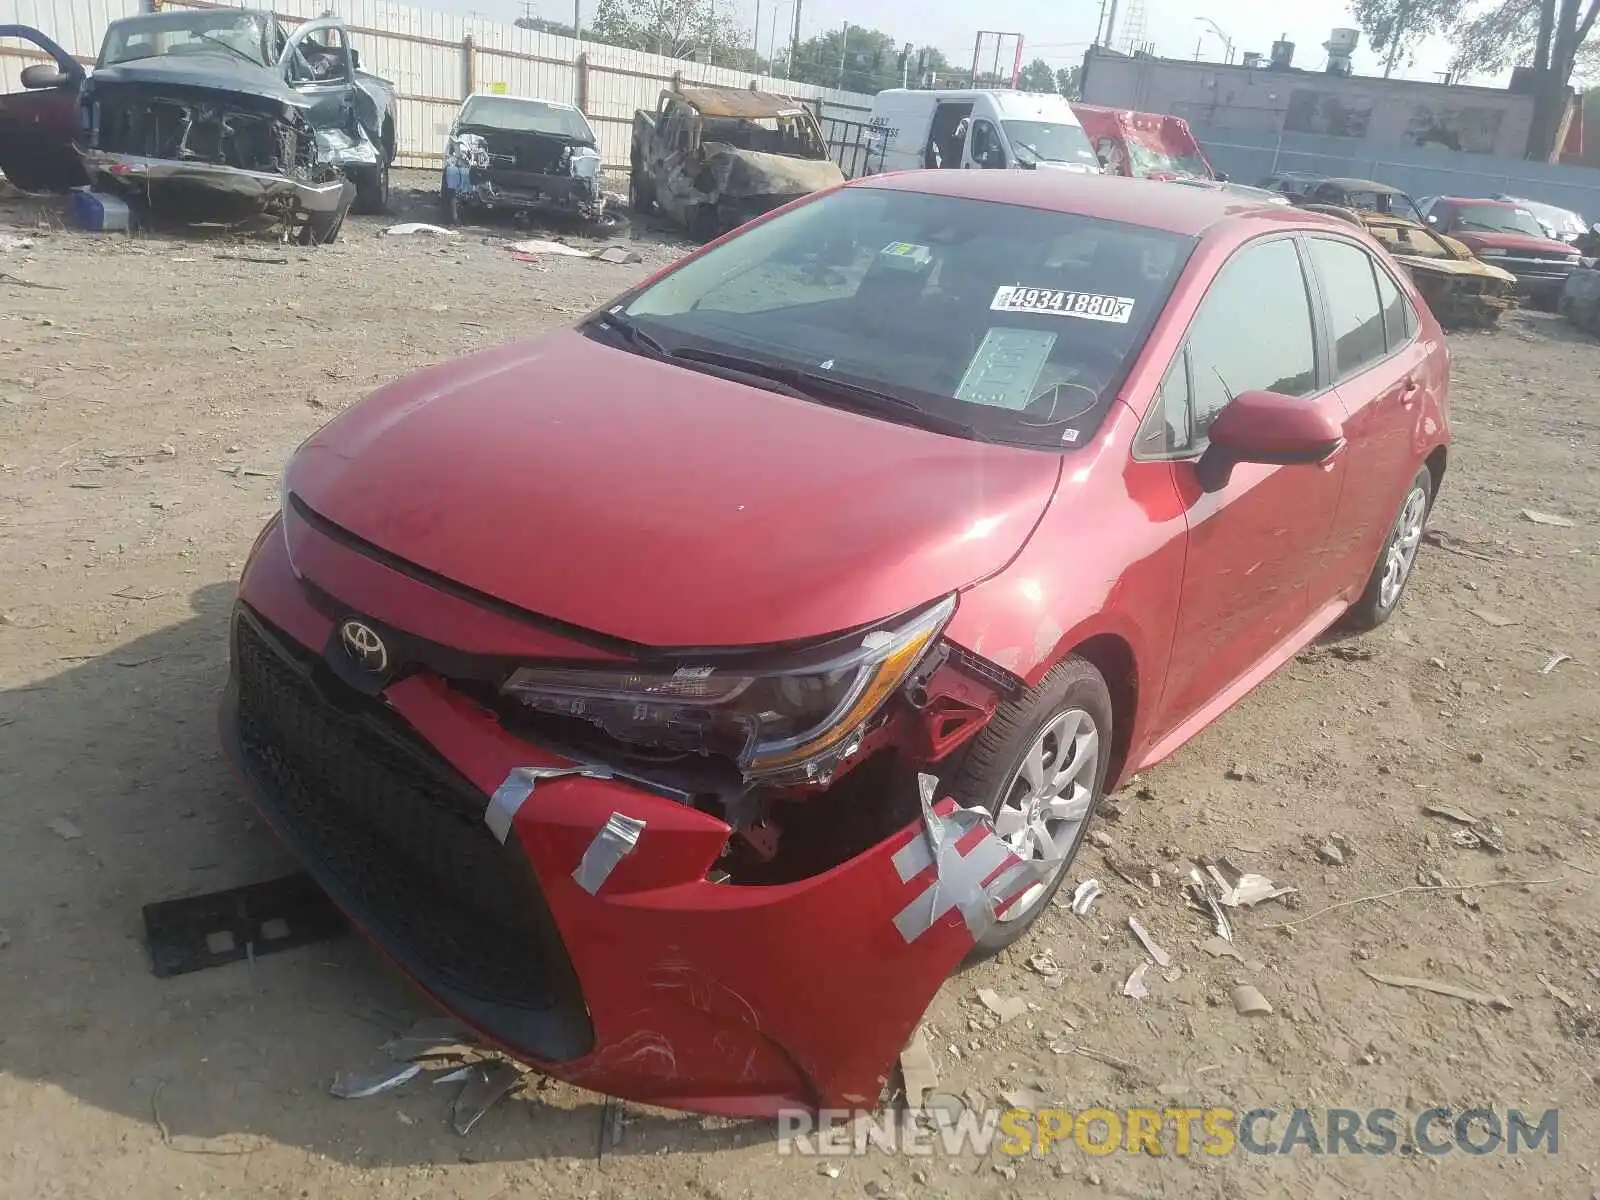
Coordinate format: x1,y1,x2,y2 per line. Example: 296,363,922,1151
441,91,604,225
630,84,845,239
0,24,86,191
225,173,1449,1117
77,9,397,241
1299,203,1517,328
1493,193,1589,243
1417,195,1582,306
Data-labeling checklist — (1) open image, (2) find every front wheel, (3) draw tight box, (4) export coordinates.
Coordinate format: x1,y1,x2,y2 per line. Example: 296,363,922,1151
1343,465,1433,630
440,185,461,225
946,656,1112,959
353,158,390,214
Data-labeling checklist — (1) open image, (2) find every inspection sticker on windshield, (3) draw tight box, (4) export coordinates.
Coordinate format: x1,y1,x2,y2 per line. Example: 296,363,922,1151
991,286,1135,324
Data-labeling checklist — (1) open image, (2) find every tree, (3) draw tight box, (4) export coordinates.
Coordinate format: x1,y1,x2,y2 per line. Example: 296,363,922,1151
1056,65,1083,98
1017,57,1057,92
1449,0,1600,159
514,16,577,37
589,0,747,64
785,28,949,92
1350,0,1466,76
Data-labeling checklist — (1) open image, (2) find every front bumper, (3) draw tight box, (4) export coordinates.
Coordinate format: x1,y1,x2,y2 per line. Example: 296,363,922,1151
443,161,604,219
80,150,351,215
219,514,1006,1115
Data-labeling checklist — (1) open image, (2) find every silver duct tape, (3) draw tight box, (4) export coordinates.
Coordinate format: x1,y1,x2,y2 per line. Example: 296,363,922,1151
893,773,1067,943
572,812,647,895
484,765,615,843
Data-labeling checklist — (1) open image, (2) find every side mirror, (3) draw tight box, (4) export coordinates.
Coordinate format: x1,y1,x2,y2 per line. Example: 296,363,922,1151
19,64,69,89
1196,389,1344,493
1215,171,1229,182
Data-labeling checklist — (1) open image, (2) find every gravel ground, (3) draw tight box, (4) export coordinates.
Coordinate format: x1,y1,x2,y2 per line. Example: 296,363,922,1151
1,172,1597,1199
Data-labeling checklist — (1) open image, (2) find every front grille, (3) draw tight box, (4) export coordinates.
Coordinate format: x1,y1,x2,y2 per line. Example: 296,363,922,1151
231,612,589,1032
93,85,314,175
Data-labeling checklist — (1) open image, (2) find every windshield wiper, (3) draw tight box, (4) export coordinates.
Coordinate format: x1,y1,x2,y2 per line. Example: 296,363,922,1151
669,348,983,439
594,312,669,357
196,32,263,66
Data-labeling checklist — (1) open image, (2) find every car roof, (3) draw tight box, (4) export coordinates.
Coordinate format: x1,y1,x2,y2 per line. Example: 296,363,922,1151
1314,177,1406,194
852,170,1325,236
674,85,809,119
1441,196,1516,206
460,91,581,113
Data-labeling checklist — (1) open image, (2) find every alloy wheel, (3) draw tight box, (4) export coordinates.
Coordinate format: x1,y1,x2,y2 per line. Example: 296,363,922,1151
991,707,1099,921
1380,484,1429,611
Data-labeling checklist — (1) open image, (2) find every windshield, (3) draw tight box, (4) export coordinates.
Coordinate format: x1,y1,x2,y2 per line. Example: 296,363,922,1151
1003,121,1100,168
1122,139,1210,179
458,95,595,141
612,187,1192,449
1454,204,1547,237
100,12,269,67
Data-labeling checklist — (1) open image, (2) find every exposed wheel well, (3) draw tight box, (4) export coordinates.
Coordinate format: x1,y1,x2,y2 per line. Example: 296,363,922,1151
1068,634,1138,791
1425,445,1447,498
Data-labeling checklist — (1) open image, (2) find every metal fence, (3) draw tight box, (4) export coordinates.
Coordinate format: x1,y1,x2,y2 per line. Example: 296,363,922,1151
0,0,876,172
1195,127,1600,220
821,115,888,180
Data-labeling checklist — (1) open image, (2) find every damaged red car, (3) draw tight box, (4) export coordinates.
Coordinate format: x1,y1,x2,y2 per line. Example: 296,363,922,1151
224,171,1450,1117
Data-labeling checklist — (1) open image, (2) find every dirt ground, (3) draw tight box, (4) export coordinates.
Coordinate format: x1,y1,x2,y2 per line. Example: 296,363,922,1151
1,171,1597,1200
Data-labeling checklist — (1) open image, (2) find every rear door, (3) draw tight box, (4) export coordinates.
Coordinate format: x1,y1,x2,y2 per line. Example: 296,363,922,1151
1139,234,1349,741
1302,234,1430,602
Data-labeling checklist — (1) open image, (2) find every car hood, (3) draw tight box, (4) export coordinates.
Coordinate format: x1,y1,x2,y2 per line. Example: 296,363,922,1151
702,146,845,197
85,54,307,107
286,329,1063,648
1450,228,1573,255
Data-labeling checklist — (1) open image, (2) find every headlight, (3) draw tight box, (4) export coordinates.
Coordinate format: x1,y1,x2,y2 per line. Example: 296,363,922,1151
447,132,490,169
501,595,956,782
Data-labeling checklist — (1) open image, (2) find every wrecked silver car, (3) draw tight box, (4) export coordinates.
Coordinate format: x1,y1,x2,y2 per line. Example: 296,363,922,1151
76,9,397,242
440,92,605,226
630,85,846,240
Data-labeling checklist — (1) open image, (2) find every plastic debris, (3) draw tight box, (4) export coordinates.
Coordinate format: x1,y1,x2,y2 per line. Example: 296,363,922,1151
1425,803,1479,825
1201,936,1243,962
1127,916,1172,967
898,1026,938,1110
1540,653,1572,675
1069,878,1103,916
594,245,643,264
47,818,83,841
976,988,1028,1023
818,1162,842,1178
1184,868,1233,940
1122,962,1151,1000
384,222,459,237
1204,859,1296,908
1231,985,1274,1016
330,1060,422,1099
451,1061,524,1135
433,1066,473,1085
1521,509,1576,528
1026,949,1062,978
506,237,589,257
382,1017,482,1065
1360,968,1512,1011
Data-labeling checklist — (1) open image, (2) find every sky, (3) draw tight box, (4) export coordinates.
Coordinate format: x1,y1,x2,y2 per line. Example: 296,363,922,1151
476,0,1488,85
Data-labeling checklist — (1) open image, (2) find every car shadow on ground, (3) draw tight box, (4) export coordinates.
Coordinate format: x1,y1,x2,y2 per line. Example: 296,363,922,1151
0,581,779,1165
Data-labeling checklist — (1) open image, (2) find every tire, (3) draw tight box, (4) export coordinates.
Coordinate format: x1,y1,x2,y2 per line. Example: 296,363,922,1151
440,186,461,226
1342,465,1433,631
629,164,652,213
688,203,721,242
946,656,1113,960
353,156,390,214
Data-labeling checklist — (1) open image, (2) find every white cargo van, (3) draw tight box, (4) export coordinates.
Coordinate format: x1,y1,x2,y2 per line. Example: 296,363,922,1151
865,89,1102,175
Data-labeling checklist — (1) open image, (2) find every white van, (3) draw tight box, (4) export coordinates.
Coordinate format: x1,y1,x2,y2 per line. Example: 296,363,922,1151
865,89,1102,175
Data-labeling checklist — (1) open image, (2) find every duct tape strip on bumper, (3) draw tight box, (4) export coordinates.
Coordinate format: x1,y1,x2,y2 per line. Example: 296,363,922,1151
484,765,615,843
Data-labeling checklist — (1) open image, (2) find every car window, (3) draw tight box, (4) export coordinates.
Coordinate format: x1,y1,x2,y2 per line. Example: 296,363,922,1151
1135,352,1192,457
1183,237,1318,442
1372,261,1416,351
1306,238,1388,378
617,187,1194,449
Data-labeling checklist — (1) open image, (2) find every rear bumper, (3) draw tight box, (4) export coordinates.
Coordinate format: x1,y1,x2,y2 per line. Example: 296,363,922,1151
81,150,351,214
219,514,994,1115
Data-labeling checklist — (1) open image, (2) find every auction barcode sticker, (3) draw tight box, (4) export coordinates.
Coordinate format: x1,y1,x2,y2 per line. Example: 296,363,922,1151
991,286,1135,324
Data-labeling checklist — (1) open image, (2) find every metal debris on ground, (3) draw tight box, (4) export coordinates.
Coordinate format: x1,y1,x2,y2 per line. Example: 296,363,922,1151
384,222,460,237
1360,968,1513,1011
1231,985,1274,1016
1541,653,1572,675
1068,878,1103,916
1423,804,1506,854
1026,949,1062,979
594,246,643,264
330,1060,423,1099
1202,858,1297,908
898,1026,939,1110
976,988,1029,1023
1184,868,1234,941
1123,962,1151,1000
452,1061,525,1135
1127,916,1172,967
1521,509,1576,528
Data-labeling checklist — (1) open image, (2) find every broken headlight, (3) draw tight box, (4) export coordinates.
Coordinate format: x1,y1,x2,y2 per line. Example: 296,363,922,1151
501,594,956,781
447,132,490,169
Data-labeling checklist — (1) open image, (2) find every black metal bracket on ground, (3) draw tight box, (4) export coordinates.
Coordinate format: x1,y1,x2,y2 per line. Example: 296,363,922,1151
141,872,348,978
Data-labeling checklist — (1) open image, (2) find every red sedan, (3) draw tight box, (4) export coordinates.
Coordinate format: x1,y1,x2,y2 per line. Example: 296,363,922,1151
224,170,1449,1117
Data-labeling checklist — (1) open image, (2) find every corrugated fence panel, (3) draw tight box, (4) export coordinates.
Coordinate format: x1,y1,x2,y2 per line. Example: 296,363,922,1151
3,0,875,170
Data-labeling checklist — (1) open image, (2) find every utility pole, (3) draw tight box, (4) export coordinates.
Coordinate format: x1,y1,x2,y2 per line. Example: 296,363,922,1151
790,0,803,80
837,22,850,88
753,0,761,64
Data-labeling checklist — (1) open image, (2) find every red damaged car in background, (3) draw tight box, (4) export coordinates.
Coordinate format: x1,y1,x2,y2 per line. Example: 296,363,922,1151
225,171,1450,1117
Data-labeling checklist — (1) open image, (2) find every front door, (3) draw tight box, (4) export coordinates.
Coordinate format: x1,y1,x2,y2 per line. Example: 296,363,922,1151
1147,234,1348,739
0,26,85,190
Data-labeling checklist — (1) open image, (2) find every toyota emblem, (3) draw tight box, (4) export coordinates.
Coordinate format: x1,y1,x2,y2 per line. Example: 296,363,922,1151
338,619,389,674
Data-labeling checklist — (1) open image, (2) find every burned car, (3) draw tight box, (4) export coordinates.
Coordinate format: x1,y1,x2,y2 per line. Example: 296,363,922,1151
1305,204,1518,328
76,9,397,242
441,92,605,225
630,85,845,239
